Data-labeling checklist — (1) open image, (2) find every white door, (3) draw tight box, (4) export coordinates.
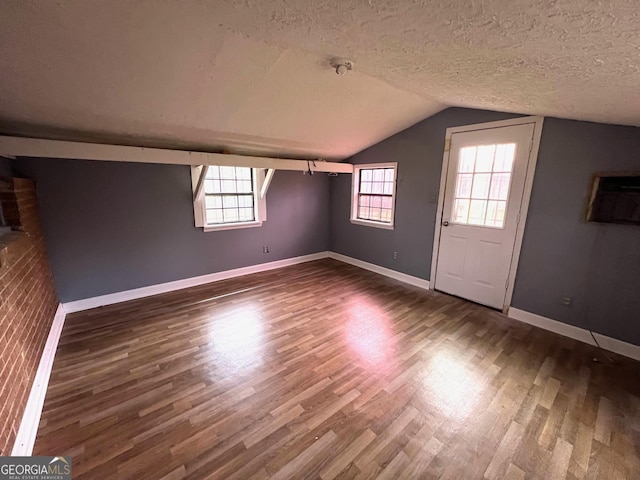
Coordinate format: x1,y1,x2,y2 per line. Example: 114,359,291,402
434,123,536,309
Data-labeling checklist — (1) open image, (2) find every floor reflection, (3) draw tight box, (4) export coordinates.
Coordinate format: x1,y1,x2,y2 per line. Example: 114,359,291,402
420,349,485,420
207,304,265,375
345,296,396,373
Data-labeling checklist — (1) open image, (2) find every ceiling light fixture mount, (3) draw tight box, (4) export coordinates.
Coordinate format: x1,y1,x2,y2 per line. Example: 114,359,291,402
330,58,353,75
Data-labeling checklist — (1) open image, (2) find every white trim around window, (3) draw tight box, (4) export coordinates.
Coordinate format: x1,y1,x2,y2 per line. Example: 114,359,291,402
191,166,267,232
350,162,398,230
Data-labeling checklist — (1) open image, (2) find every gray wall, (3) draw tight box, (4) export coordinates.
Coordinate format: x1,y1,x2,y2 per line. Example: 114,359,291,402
512,118,640,344
14,158,330,302
330,108,640,345
330,108,521,278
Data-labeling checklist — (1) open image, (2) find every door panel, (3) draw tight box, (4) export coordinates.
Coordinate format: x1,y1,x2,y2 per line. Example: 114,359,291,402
435,123,535,309
474,240,501,286
443,236,468,279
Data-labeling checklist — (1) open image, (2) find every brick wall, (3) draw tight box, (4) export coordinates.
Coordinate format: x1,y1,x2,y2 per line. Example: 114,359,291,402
0,177,58,455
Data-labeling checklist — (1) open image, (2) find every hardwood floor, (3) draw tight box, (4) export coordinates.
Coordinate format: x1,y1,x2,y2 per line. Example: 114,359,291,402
35,259,640,479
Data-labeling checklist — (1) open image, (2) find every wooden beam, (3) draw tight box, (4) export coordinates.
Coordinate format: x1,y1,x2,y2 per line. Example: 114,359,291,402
260,169,275,199
0,136,353,174
194,165,209,202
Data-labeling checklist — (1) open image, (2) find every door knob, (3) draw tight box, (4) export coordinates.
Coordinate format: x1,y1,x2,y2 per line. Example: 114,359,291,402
442,220,449,226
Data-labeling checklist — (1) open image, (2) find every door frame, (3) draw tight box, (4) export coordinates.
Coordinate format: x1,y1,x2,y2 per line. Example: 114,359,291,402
429,116,545,312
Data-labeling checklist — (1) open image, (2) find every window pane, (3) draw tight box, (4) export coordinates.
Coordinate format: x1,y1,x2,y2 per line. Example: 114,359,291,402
220,166,235,179
486,200,506,227
237,180,252,193
236,167,251,180
452,198,470,223
494,144,515,172
489,173,511,200
373,169,384,181
384,169,394,182
221,179,236,192
459,147,476,172
468,199,487,225
204,179,216,194
238,195,253,207
223,208,239,222
206,209,223,224
475,145,495,172
360,181,372,194
372,182,383,194
383,182,393,195
471,173,491,199
455,174,473,198
238,208,254,221
358,194,392,224
222,195,238,208
205,195,223,208
361,169,372,181
206,166,220,179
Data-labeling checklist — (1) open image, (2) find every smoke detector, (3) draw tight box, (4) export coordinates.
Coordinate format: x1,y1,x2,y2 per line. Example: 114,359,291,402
330,58,353,75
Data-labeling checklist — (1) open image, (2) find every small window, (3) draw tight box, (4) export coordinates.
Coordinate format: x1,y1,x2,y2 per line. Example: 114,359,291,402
192,166,266,231
205,166,256,224
351,163,397,230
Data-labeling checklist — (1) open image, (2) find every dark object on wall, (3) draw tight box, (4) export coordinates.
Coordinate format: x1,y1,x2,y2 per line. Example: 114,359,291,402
587,173,640,225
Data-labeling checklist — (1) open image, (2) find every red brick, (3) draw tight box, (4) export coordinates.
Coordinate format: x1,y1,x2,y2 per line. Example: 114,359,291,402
0,179,58,455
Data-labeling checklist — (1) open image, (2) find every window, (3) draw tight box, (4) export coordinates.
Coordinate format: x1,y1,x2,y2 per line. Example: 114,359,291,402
451,143,515,228
192,166,266,231
351,163,397,229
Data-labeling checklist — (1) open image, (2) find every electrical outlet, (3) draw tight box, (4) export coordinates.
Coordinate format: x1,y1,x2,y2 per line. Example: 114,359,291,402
263,245,269,254
562,296,572,306
392,251,398,260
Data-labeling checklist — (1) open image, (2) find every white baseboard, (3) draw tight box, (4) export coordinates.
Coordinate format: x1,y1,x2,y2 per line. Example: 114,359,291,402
508,307,640,362
12,304,66,456
63,251,330,313
328,252,430,290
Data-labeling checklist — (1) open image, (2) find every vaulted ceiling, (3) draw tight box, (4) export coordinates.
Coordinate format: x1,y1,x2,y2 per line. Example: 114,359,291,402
1,1,639,160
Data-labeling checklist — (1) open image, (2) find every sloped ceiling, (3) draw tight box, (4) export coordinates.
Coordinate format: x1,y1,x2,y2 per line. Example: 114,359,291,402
0,1,638,160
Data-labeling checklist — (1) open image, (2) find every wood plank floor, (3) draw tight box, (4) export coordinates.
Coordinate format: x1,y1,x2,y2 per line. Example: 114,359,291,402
35,259,640,479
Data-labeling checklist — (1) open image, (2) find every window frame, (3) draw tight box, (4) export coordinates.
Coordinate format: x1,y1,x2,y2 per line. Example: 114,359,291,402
350,162,398,230
191,166,267,232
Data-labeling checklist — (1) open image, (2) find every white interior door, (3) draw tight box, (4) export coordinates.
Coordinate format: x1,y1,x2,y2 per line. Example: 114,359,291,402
434,123,536,309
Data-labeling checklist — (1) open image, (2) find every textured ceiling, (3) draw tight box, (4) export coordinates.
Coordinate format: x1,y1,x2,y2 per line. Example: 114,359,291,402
1,1,639,160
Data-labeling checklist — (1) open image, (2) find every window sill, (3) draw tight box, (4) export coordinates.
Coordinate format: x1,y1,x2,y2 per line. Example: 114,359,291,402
203,221,263,232
350,218,394,230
